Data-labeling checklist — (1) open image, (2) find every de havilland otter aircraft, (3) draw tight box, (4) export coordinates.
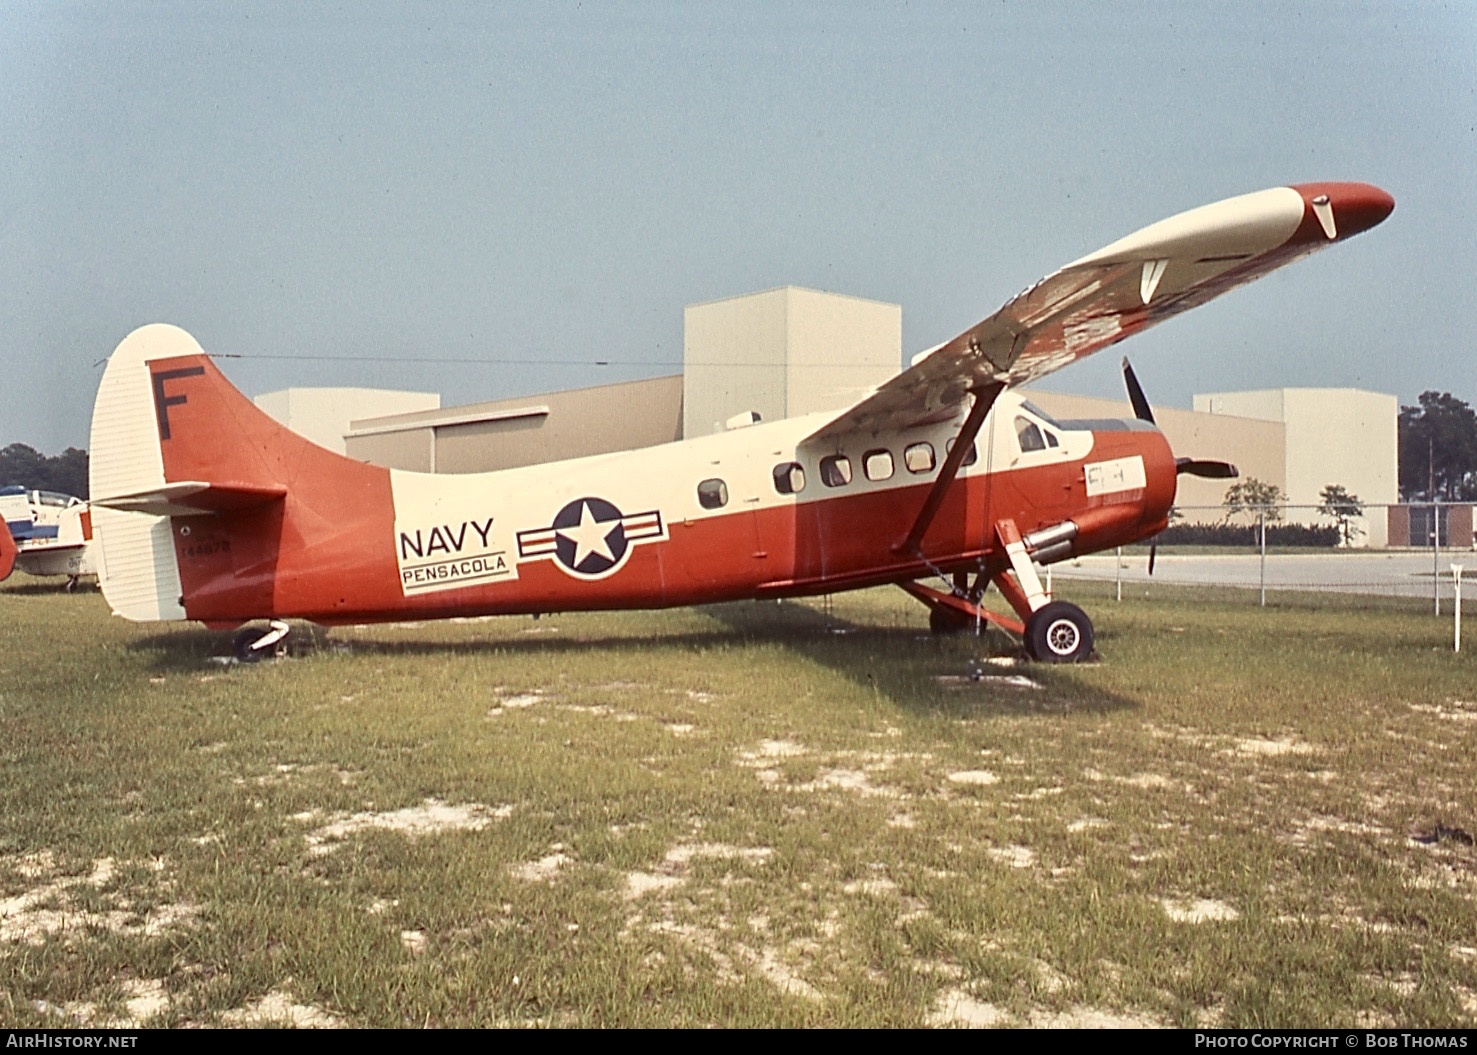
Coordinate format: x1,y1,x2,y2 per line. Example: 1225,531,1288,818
85,182,1392,663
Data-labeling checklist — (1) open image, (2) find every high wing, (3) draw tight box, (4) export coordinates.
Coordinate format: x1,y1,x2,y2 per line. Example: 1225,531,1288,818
807,182,1394,442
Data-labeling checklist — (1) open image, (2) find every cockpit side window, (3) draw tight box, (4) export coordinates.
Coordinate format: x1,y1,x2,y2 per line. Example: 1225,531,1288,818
1015,416,1046,453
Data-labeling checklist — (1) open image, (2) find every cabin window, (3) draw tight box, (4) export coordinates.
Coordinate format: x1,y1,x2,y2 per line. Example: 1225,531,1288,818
1044,429,1060,448
772,462,806,495
1016,416,1046,453
697,478,728,509
863,449,894,481
945,437,978,467
904,442,935,474
820,454,852,487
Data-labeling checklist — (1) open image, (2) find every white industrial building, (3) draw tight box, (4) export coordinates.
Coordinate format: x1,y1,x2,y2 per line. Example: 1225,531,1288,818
683,287,900,437
254,387,440,455
1192,388,1399,546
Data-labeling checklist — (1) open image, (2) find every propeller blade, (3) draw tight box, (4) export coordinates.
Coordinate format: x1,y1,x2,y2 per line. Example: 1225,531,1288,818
1148,542,1157,577
1175,458,1239,479
1120,357,1155,425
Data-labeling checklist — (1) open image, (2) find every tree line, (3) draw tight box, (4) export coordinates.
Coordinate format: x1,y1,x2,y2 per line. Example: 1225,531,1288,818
0,444,89,499
1399,391,1477,501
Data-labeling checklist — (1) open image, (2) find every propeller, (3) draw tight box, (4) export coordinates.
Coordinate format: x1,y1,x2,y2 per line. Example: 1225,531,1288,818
1120,357,1240,574
1175,457,1239,479
1122,356,1156,425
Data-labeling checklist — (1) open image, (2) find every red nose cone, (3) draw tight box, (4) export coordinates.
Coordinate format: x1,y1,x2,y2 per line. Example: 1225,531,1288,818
1290,181,1395,240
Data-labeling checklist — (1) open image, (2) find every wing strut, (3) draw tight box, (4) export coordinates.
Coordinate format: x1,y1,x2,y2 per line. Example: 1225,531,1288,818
896,382,1004,556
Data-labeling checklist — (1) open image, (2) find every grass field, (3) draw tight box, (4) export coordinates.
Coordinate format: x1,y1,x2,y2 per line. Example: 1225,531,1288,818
1,579,1473,1028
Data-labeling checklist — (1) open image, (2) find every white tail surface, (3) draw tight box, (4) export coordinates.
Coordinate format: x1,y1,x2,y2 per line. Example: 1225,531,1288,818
88,324,203,621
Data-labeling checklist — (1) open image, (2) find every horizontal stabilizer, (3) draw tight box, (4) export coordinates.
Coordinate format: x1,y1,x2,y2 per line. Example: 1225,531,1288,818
92,480,288,517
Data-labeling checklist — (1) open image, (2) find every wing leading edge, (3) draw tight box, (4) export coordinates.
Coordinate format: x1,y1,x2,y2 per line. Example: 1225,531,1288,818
806,182,1394,443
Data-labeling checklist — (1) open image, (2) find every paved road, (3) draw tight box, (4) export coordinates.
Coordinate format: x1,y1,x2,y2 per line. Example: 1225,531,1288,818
1049,550,1473,600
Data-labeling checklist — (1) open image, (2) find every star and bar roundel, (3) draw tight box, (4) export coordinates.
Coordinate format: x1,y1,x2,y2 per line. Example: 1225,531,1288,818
516,497,667,580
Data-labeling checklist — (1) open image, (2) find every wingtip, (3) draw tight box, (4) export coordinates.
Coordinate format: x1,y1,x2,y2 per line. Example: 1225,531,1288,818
1289,182,1395,241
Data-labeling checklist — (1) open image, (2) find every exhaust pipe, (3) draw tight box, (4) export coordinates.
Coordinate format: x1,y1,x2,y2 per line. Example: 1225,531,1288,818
1022,521,1079,565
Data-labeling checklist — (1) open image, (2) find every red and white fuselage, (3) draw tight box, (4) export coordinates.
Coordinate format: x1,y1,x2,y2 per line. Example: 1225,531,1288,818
88,328,1174,628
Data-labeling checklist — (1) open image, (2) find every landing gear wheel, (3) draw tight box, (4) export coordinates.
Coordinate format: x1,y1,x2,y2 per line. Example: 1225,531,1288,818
1023,601,1094,663
233,629,267,664
929,606,976,635
232,620,291,664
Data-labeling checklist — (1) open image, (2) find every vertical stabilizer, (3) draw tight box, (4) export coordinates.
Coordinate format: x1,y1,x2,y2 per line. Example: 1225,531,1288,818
88,325,203,620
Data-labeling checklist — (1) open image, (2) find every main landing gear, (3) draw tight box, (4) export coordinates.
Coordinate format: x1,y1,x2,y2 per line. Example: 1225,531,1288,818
904,519,1096,663
232,620,291,664
1023,601,1093,663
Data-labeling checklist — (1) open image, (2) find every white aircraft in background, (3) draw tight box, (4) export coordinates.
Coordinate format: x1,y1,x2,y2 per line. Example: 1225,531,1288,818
0,486,97,590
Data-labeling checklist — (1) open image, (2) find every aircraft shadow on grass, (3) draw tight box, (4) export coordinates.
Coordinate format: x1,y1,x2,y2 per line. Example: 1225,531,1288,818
0,580,96,597
125,599,1136,719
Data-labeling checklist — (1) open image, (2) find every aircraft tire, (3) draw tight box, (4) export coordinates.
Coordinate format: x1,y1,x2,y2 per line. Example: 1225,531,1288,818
1024,601,1094,663
233,628,270,664
929,607,975,635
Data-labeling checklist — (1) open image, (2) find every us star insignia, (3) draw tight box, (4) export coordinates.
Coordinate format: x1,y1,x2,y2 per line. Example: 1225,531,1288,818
516,497,666,579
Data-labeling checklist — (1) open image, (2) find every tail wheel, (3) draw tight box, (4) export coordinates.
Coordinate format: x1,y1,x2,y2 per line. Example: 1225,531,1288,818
1024,601,1094,663
232,629,269,664
232,620,291,664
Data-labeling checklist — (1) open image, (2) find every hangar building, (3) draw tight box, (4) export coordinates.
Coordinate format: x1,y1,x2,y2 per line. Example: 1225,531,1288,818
256,287,1400,547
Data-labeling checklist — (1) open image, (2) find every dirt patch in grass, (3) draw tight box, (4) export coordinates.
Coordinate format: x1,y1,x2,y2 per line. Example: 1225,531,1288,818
624,841,774,899
927,989,1011,1027
1161,898,1240,923
34,978,170,1028
0,854,198,947
1029,1006,1164,1028
511,849,573,883
1228,736,1316,757
1409,700,1477,722
220,987,346,1028
236,761,361,787
947,770,999,786
298,799,513,856
986,845,1038,870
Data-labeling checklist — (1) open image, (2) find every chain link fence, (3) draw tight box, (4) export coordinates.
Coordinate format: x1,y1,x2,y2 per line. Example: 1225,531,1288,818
1048,503,1474,619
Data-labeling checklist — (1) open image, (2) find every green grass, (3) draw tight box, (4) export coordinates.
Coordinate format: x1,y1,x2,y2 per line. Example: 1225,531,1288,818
0,578,1473,1027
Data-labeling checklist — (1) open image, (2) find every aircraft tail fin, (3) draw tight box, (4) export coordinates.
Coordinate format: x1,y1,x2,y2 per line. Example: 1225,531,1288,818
89,324,392,625
88,325,303,622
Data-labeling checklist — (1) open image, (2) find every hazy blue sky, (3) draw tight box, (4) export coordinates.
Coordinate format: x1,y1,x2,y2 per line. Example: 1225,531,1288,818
3,1,1473,452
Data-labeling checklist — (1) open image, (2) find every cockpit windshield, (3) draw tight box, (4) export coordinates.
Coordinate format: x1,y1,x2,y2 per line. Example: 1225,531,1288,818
1019,400,1062,427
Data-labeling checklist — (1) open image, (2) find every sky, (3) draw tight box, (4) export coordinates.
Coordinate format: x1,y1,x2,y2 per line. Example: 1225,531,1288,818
3,1,1473,453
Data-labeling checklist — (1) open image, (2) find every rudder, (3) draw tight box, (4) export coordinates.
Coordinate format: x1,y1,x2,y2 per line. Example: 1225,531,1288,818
89,325,202,620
